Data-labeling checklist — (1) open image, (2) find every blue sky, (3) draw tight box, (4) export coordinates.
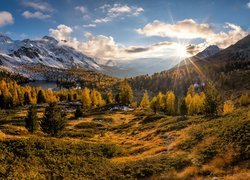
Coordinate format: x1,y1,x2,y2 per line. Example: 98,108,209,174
0,0,250,60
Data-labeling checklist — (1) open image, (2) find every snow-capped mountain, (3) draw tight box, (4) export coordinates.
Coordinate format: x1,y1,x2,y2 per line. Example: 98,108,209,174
0,34,102,79
195,45,220,59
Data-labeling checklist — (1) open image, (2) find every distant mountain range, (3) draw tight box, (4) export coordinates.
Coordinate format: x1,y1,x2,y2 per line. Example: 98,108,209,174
129,34,250,95
0,34,228,80
0,35,102,80
98,45,221,77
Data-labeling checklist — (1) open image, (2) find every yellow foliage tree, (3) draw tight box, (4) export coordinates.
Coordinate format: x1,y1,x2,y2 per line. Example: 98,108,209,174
46,89,58,103
107,91,114,104
95,90,106,107
186,93,205,115
223,100,234,115
150,96,157,113
239,94,250,106
90,89,98,108
82,87,92,110
140,91,150,109
166,91,175,115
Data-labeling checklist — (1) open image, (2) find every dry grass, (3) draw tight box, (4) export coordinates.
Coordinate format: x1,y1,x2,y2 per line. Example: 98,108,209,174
0,106,249,179
223,171,250,180
0,131,6,138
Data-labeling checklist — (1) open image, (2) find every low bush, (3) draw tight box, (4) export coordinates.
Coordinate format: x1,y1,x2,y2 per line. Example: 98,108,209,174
75,122,104,129
0,138,116,179
141,114,166,124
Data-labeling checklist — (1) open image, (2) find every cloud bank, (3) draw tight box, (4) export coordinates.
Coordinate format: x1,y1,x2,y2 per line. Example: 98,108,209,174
49,19,248,60
49,24,181,60
22,1,53,20
22,11,50,19
92,3,144,25
137,19,248,48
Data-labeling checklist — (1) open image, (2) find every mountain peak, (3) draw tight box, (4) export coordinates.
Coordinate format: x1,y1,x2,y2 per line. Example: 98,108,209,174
0,34,13,44
42,36,58,44
195,45,220,59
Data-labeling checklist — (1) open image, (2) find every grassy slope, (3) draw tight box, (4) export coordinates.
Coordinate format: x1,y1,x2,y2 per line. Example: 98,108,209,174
0,106,249,179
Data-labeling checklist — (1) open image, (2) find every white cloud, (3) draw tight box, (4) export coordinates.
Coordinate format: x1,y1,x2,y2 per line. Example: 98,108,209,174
247,2,250,8
83,24,96,28
49,24,185,60
22,11,50,19
137,19,213,39
105,3,144,17
0,11,14,27
137,19,248,48
207,23,248,48
109,4,131,15
49,24,73,42
23,1,54,12
94,17,112,23
49,22,249,61
75,6,87,14
92,4,143,25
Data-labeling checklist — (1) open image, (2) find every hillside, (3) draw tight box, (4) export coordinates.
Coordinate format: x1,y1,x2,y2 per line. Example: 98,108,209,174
0,105,249,179
129,35,250,96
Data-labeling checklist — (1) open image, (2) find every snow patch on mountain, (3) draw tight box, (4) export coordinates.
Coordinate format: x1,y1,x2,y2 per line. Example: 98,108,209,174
0,35,103,79
195,45,220,59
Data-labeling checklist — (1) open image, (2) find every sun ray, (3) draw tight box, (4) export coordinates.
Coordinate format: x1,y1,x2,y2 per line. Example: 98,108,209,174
186,57,217,89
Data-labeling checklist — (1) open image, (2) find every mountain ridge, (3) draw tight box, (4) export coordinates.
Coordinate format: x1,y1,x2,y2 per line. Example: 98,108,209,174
129,34,250,95
0,35,102,80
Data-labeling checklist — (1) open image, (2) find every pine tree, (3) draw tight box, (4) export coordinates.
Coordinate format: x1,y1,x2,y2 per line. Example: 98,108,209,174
68,93,72,102
25,105,38,133
37,90,46,104
82,87,92,110
24,92,31,105
40,103,67,136
140,91,150,109
73,93,78,101
180,98,187,115
75,106,84,118
204,86,219,116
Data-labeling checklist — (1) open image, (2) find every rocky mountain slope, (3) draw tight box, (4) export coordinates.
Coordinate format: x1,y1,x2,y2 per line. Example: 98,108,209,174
0,35,102,80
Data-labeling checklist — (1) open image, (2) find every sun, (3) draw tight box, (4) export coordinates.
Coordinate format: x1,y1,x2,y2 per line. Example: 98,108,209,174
174,43,189,59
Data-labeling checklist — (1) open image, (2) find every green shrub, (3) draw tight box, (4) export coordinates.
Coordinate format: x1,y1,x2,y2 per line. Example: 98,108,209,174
111,155,190,179
96,143,124,158
75,122,104,129
178,126,205,151
40,103,67,136
75,106,84,118
60,131,94,138
141,114,166,124
0,138,115,179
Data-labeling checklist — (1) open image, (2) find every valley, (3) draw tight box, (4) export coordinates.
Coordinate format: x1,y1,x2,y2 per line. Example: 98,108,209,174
0,104,249,179
0,1,250,179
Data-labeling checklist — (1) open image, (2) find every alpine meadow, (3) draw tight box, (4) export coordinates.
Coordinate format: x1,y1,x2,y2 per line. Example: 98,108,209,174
0,0,249,179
